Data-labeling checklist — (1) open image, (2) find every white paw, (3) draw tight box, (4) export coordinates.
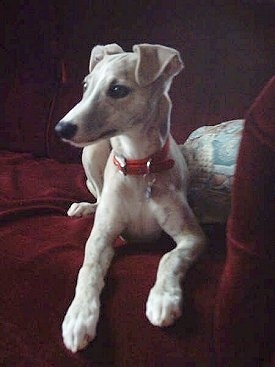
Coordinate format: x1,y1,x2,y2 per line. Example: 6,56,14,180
67,202,97,217
146,286,182,327
62,297,100,353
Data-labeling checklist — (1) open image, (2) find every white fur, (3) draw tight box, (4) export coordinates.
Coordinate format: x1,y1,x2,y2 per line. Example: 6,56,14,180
56,43,206,352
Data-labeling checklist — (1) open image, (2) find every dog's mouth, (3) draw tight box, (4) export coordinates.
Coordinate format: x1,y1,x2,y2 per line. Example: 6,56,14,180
65,129,119,147
97,129,118,139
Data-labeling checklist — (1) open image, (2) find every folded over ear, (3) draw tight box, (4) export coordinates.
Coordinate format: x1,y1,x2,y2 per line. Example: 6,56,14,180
89,43,124,72
133,44,184,87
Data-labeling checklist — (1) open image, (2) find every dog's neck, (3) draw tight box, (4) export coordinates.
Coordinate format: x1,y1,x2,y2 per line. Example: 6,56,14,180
111,94,171,160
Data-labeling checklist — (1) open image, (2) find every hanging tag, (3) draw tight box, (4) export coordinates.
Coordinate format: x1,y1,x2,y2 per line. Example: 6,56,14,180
145,184,153,200
145,178,156,200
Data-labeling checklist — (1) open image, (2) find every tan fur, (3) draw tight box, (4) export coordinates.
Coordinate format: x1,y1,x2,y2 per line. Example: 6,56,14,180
56,44,206,353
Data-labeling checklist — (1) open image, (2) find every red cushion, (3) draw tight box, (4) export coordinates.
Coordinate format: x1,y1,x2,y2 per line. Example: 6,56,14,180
214,76,275,367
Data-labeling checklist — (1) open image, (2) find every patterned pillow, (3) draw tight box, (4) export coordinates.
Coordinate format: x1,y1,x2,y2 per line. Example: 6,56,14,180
180,119,244,224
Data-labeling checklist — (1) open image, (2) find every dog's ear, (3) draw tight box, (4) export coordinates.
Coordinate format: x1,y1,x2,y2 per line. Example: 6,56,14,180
133,44,184,87
89,44,124,72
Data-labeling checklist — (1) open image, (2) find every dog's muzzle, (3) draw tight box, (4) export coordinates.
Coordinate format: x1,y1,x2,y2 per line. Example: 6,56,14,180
55,121,78,140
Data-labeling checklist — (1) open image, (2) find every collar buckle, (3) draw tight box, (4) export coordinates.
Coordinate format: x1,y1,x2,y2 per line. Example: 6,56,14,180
146,159,152,175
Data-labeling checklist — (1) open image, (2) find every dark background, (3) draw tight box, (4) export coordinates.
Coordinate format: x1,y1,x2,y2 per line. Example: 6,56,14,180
2,0,275,147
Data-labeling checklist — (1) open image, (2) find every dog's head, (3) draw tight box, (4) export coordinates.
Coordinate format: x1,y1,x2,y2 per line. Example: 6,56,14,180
55,43,183,147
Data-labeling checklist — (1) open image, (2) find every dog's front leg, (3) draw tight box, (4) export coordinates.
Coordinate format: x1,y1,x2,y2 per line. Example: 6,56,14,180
62,210,120,353
146,195,206,327
67,140,111,217
62,233,113,352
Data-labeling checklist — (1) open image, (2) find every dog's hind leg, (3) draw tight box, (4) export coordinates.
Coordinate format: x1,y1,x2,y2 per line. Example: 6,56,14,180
67,140,111,217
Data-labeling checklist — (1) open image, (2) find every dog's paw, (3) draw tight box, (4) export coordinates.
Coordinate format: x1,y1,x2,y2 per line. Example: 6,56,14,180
146,286,182,327
67,202,97,217
62,297,100,353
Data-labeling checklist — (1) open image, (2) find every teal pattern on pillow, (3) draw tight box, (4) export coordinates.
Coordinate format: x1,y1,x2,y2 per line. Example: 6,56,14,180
181,119,244,223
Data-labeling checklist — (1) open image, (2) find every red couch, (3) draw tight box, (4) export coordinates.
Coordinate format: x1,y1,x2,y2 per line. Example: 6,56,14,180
1,2,274,366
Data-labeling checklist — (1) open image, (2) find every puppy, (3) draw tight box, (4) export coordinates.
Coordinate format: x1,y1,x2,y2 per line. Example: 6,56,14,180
55,43,206,352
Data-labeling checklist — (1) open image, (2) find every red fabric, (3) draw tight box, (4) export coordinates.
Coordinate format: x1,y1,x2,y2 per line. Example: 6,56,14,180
0,151,226,366
214,76,275,367
1,2,55,157
1,2,82,163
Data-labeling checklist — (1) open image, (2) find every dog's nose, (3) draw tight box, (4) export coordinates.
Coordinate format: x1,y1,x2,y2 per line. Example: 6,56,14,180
55,121,77,140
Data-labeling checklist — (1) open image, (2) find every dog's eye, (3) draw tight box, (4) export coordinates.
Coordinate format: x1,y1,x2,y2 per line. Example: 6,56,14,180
107,85,131,99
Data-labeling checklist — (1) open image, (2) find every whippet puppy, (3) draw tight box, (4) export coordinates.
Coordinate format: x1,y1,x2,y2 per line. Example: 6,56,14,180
55,43,206,353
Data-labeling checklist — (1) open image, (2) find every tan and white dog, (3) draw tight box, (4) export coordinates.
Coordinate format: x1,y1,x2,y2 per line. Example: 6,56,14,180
55,43,206,353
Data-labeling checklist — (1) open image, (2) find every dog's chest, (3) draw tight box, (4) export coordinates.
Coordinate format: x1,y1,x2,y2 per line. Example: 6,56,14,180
118,177,162,241
122,200,161,242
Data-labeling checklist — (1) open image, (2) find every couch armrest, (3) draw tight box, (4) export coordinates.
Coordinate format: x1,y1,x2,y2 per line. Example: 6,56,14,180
214,76,275,367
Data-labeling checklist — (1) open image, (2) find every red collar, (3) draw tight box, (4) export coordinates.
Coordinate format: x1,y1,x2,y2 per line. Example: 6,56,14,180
113,138,175,176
